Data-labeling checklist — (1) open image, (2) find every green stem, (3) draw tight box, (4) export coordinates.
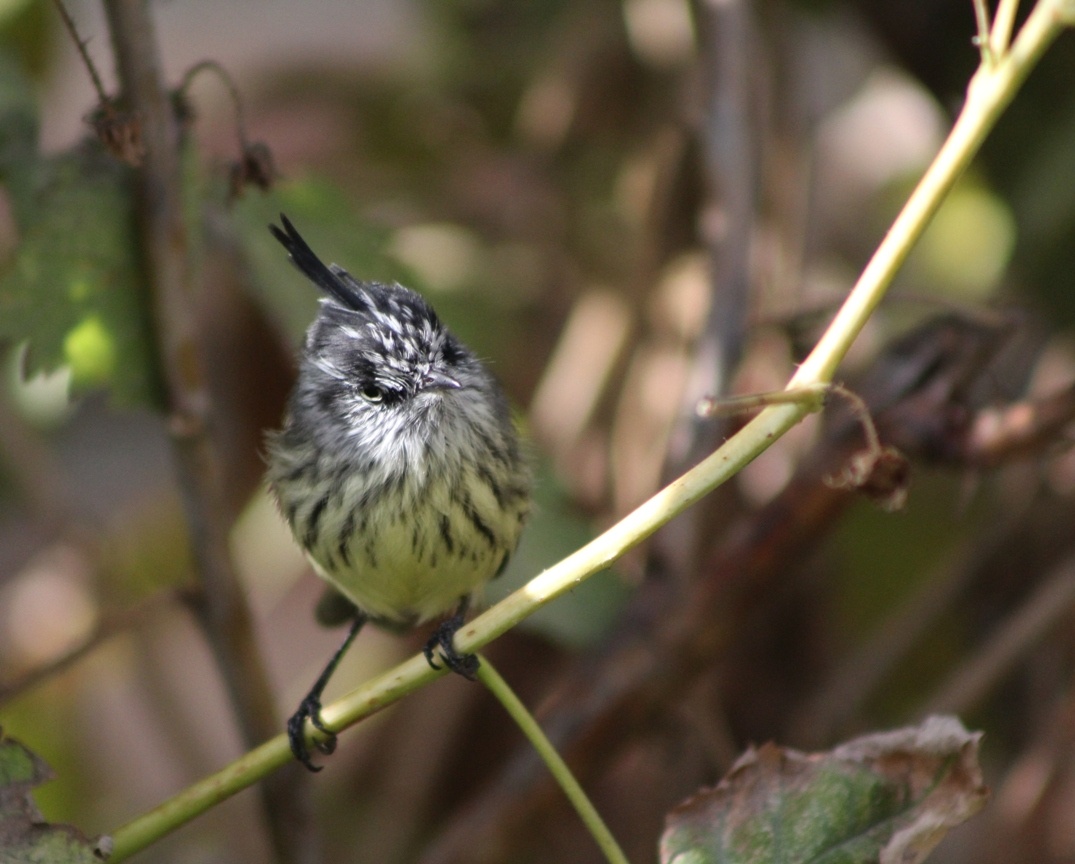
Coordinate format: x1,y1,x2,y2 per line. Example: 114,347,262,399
972,0,995,65
102,2,1074,858
789,0,1066,389
476,655,631,864
990,0,1022,56
107,655,443,860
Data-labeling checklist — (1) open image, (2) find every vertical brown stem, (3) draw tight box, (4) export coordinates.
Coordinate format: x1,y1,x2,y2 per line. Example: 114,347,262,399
101,2,318,861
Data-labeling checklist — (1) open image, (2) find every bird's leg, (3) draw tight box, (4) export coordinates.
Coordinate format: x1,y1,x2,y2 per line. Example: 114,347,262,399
424,596,479,680
288,612,366,771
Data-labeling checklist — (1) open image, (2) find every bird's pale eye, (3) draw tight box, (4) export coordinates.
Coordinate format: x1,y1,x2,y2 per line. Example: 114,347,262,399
359,384,384,403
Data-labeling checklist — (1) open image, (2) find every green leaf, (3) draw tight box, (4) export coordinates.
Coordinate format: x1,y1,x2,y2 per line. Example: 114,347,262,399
0,144,160,406
660,716,987,864
0,730,104,863
0,51,40,213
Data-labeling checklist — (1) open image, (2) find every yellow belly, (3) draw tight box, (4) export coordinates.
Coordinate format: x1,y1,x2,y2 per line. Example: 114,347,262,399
306,470,524,625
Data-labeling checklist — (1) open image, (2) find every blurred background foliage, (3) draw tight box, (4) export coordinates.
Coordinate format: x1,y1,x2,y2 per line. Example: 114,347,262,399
1,0,1074,862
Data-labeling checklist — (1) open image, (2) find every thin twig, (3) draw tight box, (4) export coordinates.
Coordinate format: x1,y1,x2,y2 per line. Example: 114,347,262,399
695,384,828,419
991,0,1022,57
973,0,997,65
827,384,881,453
476,656,630,864
52,0,109,104
696,382,881,461
178,59,251,151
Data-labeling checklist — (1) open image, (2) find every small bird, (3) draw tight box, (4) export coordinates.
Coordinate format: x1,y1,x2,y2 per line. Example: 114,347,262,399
266,215,530,770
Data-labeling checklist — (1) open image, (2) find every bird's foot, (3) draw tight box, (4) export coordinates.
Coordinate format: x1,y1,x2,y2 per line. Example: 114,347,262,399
287,693,337,772
423,611,480,680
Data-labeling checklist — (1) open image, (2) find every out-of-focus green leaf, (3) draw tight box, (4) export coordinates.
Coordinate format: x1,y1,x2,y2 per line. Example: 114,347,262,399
909,178,1016,298
0,0,37,30
0,0,52,78
0,144,160,406
0,54,158,406
0,730,103,863
0,51,40,216
660,716,986,864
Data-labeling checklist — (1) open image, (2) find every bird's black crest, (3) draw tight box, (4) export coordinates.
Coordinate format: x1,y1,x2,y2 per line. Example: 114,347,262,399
270,214,366,311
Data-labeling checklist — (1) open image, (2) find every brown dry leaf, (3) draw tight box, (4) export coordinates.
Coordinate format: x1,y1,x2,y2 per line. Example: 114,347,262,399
825,445,912,512
87,103,145,167
229,141,277,202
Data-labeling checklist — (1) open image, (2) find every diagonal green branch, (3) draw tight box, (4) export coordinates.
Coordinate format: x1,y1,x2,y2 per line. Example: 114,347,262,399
788,0,1067,388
